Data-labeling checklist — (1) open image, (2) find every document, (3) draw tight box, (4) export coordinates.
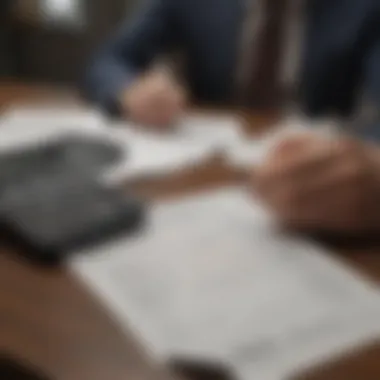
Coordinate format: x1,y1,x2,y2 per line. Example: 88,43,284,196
101,125,217,183
103,113,243,182
0,106,108,150
0,106,343,183
0,106,243,182
177,113,244,148
226,115,339,168
71,188,380,380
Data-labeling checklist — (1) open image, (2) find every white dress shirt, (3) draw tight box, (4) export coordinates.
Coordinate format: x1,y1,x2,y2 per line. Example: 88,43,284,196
235,0,306,104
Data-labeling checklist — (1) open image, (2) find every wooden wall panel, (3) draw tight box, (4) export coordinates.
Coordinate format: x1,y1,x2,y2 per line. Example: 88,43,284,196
9,0,139,83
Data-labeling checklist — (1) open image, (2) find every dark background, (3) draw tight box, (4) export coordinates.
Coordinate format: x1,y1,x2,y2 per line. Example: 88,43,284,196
0,0,138,83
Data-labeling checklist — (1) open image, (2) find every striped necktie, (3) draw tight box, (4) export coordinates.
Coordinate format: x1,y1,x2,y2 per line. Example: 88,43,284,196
241,0,290,109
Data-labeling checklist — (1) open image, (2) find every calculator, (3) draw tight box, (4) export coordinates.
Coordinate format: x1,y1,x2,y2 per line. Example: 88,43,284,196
0,170,145,265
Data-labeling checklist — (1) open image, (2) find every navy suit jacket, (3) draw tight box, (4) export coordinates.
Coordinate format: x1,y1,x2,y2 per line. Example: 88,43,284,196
83,0,380,124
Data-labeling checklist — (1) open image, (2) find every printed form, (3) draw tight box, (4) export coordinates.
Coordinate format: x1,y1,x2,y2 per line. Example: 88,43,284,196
71,188,380,380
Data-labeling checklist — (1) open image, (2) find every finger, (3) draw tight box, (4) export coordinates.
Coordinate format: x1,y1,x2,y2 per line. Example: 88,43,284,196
271,133,316,155
173,87,187,109
143,88,184,117
280,138,368,209
282,190,355,232
141,105,179,128
132,91,179,120
278,165,367,233
262,138,341,191
256,157,344,226
148,75,181,97
138,112,174,128
266,133,323,164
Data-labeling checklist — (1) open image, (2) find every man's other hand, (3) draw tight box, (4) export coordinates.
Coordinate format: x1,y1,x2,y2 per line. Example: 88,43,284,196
120,70,187,127
254,134,380,233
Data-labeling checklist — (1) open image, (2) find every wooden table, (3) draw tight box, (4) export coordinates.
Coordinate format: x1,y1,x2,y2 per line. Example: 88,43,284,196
1,83,380,380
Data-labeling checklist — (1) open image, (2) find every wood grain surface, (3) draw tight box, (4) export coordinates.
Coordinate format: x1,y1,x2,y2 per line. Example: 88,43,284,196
0,83,380,380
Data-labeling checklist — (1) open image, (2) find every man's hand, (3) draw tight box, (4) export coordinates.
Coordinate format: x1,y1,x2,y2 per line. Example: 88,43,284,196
254,134,380,233
120,70,187,127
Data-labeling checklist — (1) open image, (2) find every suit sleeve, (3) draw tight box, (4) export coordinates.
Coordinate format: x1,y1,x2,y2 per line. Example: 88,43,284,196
351,7,380,142
81,0,176,116
364,32,380,111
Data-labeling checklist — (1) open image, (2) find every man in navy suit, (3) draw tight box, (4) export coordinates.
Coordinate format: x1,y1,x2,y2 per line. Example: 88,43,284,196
83,0,380,234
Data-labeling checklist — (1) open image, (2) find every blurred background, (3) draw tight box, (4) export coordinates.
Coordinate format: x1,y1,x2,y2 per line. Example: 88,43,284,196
0,0,139,84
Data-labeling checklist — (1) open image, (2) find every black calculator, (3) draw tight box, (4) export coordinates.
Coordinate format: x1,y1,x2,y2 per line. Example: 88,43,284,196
0,134,144,265
0,170,144,265
0,134,122,183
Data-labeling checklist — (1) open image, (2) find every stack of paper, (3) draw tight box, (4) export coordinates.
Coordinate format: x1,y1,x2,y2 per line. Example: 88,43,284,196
72,188,380,380
0,106,108,150
102,113,244,182
100,125,217,183
0,106,341,182
0,107,244,182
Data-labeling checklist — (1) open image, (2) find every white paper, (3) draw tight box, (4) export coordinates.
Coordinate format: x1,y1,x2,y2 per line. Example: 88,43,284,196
101,125,217,183
110,112,244,153
0,106,108,150
0,105,106,130
97,116,238,183
0,107,243,182
71,188,380,380
226,115,339,169
102,112,244,182
177,113,244,149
